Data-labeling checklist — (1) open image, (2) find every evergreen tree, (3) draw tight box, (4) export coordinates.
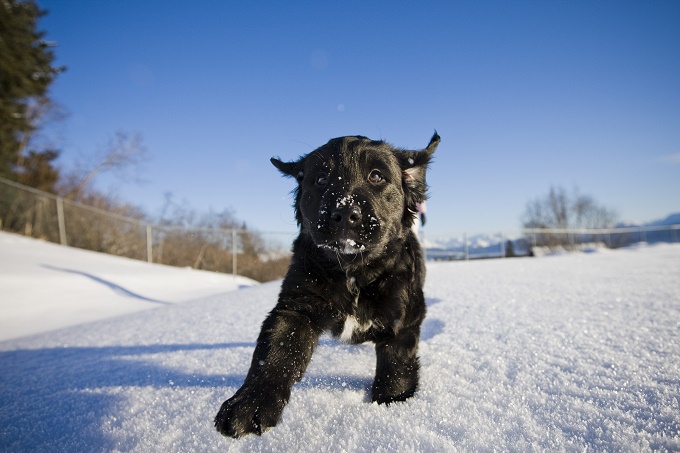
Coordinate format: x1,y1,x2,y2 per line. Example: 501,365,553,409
16,148,60,192
0,0,64,180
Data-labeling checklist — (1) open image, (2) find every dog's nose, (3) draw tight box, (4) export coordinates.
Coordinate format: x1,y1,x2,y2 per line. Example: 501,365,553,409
330,205,362,228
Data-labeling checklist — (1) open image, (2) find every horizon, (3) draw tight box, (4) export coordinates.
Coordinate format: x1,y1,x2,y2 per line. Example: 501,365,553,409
36,1,679,234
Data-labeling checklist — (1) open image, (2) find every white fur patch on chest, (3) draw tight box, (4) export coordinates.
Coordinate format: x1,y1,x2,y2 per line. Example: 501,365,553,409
339,315,373,343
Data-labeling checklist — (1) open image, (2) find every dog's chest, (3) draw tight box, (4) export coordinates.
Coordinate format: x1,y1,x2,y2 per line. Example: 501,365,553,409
339,315,373,342
338,276,374,342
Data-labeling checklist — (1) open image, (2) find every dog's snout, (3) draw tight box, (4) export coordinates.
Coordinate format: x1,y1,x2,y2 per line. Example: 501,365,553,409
330,205,362,228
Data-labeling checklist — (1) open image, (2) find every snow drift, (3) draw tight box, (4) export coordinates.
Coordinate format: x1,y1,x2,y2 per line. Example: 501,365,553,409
0,232,256,341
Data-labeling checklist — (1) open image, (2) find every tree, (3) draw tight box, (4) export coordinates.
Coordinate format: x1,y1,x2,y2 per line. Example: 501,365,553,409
16,148,60,192
0,0,64,179
522,186,618,251
59,131,148,200
522,186,617,230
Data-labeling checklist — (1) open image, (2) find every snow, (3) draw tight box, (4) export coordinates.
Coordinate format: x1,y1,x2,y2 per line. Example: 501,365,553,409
0,232,257,342
1,232,680,451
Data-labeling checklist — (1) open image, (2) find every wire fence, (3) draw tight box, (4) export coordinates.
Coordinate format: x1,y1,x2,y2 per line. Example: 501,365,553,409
2,176,678,275
0,177,294,281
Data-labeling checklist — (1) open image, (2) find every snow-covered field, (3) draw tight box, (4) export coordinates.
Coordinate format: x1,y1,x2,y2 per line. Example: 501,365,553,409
1,232,679,452
0,232,256,342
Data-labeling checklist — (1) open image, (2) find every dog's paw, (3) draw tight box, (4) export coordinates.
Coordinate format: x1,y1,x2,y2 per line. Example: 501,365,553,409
371,386,416,406
371,374,417,406
214,389,285,438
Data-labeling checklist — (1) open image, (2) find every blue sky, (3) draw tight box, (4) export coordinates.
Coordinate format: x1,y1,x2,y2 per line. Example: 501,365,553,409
38,0,679,235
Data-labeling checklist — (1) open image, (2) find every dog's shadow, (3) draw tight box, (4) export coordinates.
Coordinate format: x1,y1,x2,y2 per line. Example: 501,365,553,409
421,318,445,342
304,338,374,395
426,297,443,306
0,341,379,449
0,342,253,451
297,374,372,395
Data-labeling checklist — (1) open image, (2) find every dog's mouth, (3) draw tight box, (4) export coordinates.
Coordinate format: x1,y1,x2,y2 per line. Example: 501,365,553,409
317,238,367,255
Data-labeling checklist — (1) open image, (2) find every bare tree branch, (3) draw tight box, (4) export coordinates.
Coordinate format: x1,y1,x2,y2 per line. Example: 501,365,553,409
61,130,148,200
522,186,617,230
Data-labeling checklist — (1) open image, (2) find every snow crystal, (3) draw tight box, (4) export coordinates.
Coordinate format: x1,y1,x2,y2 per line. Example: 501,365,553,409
335,194,355,208
317,238,366,255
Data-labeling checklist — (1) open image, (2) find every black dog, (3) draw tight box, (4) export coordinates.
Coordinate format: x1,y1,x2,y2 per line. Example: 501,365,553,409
215,132,439,438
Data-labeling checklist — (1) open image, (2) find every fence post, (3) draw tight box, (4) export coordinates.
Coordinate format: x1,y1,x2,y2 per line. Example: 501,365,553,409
464,233,469,261
232,229,237,276
146,225,153,263
500,231,505,258
56,197,67,246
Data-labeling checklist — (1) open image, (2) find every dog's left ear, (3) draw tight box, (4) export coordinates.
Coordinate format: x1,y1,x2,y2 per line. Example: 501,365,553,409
271,157,305,183
397,131,440,204
401,131,439,183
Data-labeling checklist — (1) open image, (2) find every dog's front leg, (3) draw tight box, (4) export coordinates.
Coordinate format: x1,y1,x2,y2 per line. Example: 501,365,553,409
372,327,420,405
215,307,320,438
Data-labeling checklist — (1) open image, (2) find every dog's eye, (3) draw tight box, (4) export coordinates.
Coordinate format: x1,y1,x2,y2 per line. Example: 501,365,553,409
368,170,384,184
296,171,304,182
316,173,328,186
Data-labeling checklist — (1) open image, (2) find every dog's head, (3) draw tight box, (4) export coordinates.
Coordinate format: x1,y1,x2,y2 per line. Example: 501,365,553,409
272,132,439,258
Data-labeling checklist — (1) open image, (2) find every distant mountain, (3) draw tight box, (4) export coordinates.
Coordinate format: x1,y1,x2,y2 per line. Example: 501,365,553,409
616,212,680,228
425,232,508,251
646,212,680,227
423,232,529,260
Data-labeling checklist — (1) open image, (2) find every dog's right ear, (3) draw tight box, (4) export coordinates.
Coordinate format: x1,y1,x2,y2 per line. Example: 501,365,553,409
271,157,305,183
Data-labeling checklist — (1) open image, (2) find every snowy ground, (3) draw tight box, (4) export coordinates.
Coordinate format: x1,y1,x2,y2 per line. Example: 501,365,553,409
1,233,679,452
0,232,256,341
